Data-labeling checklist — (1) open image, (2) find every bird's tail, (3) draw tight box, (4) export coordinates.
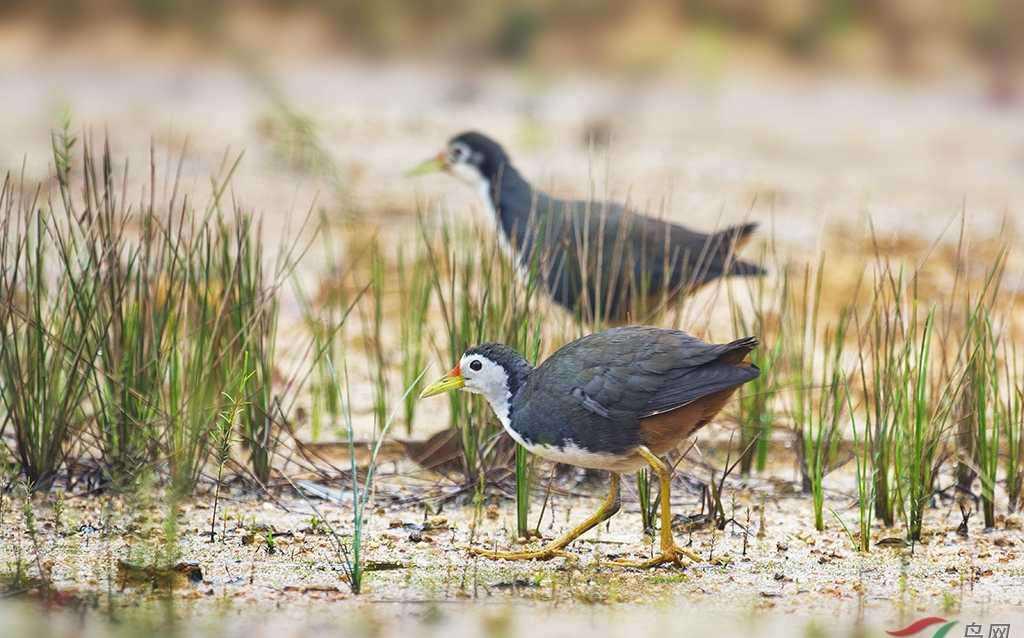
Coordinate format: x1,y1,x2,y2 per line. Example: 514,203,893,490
724,335,759,354
717,336,760,365
712,221,759,248
710,222,766,277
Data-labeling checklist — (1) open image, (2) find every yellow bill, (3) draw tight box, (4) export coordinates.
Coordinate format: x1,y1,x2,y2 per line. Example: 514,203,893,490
405,151,447,177
419,365,464,398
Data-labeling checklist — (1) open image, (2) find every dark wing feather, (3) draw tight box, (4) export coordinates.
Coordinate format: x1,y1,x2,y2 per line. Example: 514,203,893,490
567,329,758,415
637,335,759,416
571,387,611,418
524,194,762,320
640,362,759,417
510,328,758,454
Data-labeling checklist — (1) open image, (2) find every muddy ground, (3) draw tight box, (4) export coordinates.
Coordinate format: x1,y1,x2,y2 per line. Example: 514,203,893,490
1,457,1023,637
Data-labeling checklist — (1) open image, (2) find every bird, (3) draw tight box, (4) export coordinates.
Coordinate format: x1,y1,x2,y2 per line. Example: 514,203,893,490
419,325,759,567
408,131,764,323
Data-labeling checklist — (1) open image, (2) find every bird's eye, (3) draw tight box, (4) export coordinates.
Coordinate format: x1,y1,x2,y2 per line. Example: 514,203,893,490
449,143,470,163
469,359,483,372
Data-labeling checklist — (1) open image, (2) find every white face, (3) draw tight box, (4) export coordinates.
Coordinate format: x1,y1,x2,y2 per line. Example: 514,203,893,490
446,142,486,188
459,353,512,427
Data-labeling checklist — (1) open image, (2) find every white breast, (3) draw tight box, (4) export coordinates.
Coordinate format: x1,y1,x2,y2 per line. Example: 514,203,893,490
500,423,643,473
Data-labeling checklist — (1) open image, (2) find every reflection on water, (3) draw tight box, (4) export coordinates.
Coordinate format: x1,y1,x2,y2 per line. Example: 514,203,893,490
3,598,1023,638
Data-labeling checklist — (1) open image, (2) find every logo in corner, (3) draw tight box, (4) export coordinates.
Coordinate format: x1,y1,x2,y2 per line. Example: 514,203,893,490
886,617,958,638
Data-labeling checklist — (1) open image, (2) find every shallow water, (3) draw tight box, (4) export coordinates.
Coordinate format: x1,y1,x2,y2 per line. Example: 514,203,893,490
3,596,1024,638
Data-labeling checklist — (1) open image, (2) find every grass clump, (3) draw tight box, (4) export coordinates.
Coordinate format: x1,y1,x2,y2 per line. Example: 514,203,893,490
892,308,951,542
963,310,1001,529
783,258,852,530
397,244,433,434
839,399,874,553
857,261,959,542
957,257,1008,530
730,247,787,476
857,263,906,529
1,132,303,496
1003,346,1024,514
0,179,106,490
222,213,286,486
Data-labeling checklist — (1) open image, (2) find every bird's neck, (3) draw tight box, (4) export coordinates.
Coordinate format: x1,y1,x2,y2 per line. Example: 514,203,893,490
480,359,532,431
480,164,536,245
484,387,515,431
503,357,532,402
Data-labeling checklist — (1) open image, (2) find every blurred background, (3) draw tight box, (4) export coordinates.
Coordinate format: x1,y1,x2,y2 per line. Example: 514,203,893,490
4,0,1024,75
1,0,1022,246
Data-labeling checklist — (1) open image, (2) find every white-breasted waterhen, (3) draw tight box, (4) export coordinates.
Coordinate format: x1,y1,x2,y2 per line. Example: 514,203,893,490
419,325,759,567
409,131,764,323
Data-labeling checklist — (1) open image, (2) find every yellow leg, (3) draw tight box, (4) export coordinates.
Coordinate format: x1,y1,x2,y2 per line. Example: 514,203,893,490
470,474,621,561
613,446,702,568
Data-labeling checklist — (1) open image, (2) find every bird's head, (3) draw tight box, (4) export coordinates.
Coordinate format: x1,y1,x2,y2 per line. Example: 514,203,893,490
406,131,511,188
419,343,531,426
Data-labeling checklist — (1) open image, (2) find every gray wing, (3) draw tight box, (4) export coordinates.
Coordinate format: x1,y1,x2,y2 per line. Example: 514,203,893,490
570,329,758,418
638,355,760,417
510,328,758,454
528,195,761,319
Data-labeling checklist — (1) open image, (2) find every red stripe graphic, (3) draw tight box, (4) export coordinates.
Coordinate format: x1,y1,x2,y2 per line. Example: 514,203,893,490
886,618,949,637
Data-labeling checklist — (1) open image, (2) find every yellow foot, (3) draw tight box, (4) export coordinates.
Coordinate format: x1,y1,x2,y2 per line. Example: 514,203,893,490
611,544,701,569
468,545,572,561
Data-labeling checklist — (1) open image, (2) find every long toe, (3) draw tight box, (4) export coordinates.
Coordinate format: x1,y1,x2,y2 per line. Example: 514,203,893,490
468,546,571,561
611,545,700,569
676,546,702,563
